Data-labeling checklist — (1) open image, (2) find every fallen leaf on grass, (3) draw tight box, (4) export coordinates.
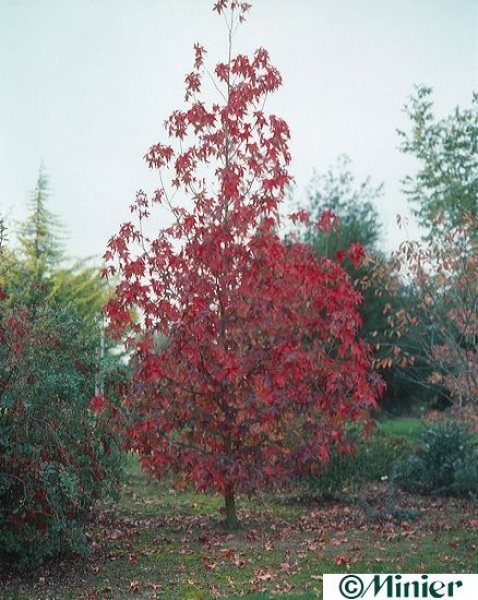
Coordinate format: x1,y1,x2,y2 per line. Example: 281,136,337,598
233,554,247,568
331,537,349,546
103,528,124,540
247,529,259,542
275,580,292,593
254,567,276,582
257,572,275,581
280,562,291,573
335,555,351,566
150,582,161,590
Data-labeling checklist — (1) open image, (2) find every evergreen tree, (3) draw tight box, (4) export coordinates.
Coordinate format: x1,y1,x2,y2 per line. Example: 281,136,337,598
2,168,110,320
0,218,6,251
16,167,64,293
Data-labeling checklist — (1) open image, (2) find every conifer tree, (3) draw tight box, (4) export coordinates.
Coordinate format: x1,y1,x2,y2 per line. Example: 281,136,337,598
2,168,110,321
18,168,63,272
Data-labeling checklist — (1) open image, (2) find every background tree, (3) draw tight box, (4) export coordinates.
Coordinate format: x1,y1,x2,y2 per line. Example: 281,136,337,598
0,189,125,568
390,87,478,413
17,167,63,273
105,0,384,530
11,167,64,306
0,218,6,252
301,154,383,254
0,297,124,567
297,157,419,411
399,85,478,240
391,212,477,412
298,156,385,337
1,168,111,325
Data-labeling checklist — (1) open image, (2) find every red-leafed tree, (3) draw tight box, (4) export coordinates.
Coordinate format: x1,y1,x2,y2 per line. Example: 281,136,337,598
104,0,384,529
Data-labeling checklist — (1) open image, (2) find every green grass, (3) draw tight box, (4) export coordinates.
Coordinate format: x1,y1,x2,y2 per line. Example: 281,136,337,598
377,416,478,443
1,420,476,599
377,418,424,440
228,594,317,599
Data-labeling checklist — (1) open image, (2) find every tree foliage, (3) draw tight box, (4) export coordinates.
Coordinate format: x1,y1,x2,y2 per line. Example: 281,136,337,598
391,212,477,410
1,168,111,326
105,1,384,529
362,89,478,413
296,158,419,410
298,156,386,337
0,301,123,568
301,155,383,256
399,86,478,239
0,178,125,567
16,167,64,278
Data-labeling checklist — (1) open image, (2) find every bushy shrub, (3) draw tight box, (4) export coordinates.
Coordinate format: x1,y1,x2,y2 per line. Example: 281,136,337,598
303,425,413,499
394,422,478,496
0,302,124,569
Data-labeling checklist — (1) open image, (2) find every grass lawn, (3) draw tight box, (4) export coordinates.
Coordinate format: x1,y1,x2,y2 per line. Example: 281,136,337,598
1,423,477,599
376,418,425,440
377,415,478,442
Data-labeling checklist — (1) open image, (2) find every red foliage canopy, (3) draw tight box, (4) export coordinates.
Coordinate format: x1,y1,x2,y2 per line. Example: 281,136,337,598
104,1,384,512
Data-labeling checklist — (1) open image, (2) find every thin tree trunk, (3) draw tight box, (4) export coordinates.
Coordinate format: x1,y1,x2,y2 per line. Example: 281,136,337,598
224,487,239,530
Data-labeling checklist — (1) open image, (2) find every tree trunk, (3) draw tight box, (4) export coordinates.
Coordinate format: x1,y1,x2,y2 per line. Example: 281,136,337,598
224,487,239,530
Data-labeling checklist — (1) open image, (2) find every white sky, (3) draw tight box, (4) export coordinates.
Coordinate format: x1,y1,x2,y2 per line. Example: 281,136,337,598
1,0,476,262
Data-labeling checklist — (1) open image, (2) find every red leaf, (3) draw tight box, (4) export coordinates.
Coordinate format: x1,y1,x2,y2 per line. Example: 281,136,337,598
90,395,107,414
103,0,383,518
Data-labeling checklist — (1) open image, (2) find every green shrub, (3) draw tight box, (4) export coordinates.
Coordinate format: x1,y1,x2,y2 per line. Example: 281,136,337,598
302,426,413,499
0,304,124,569
394,422,478,496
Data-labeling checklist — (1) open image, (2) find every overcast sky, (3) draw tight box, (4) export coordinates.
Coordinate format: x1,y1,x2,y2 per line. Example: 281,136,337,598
1,0,476,262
